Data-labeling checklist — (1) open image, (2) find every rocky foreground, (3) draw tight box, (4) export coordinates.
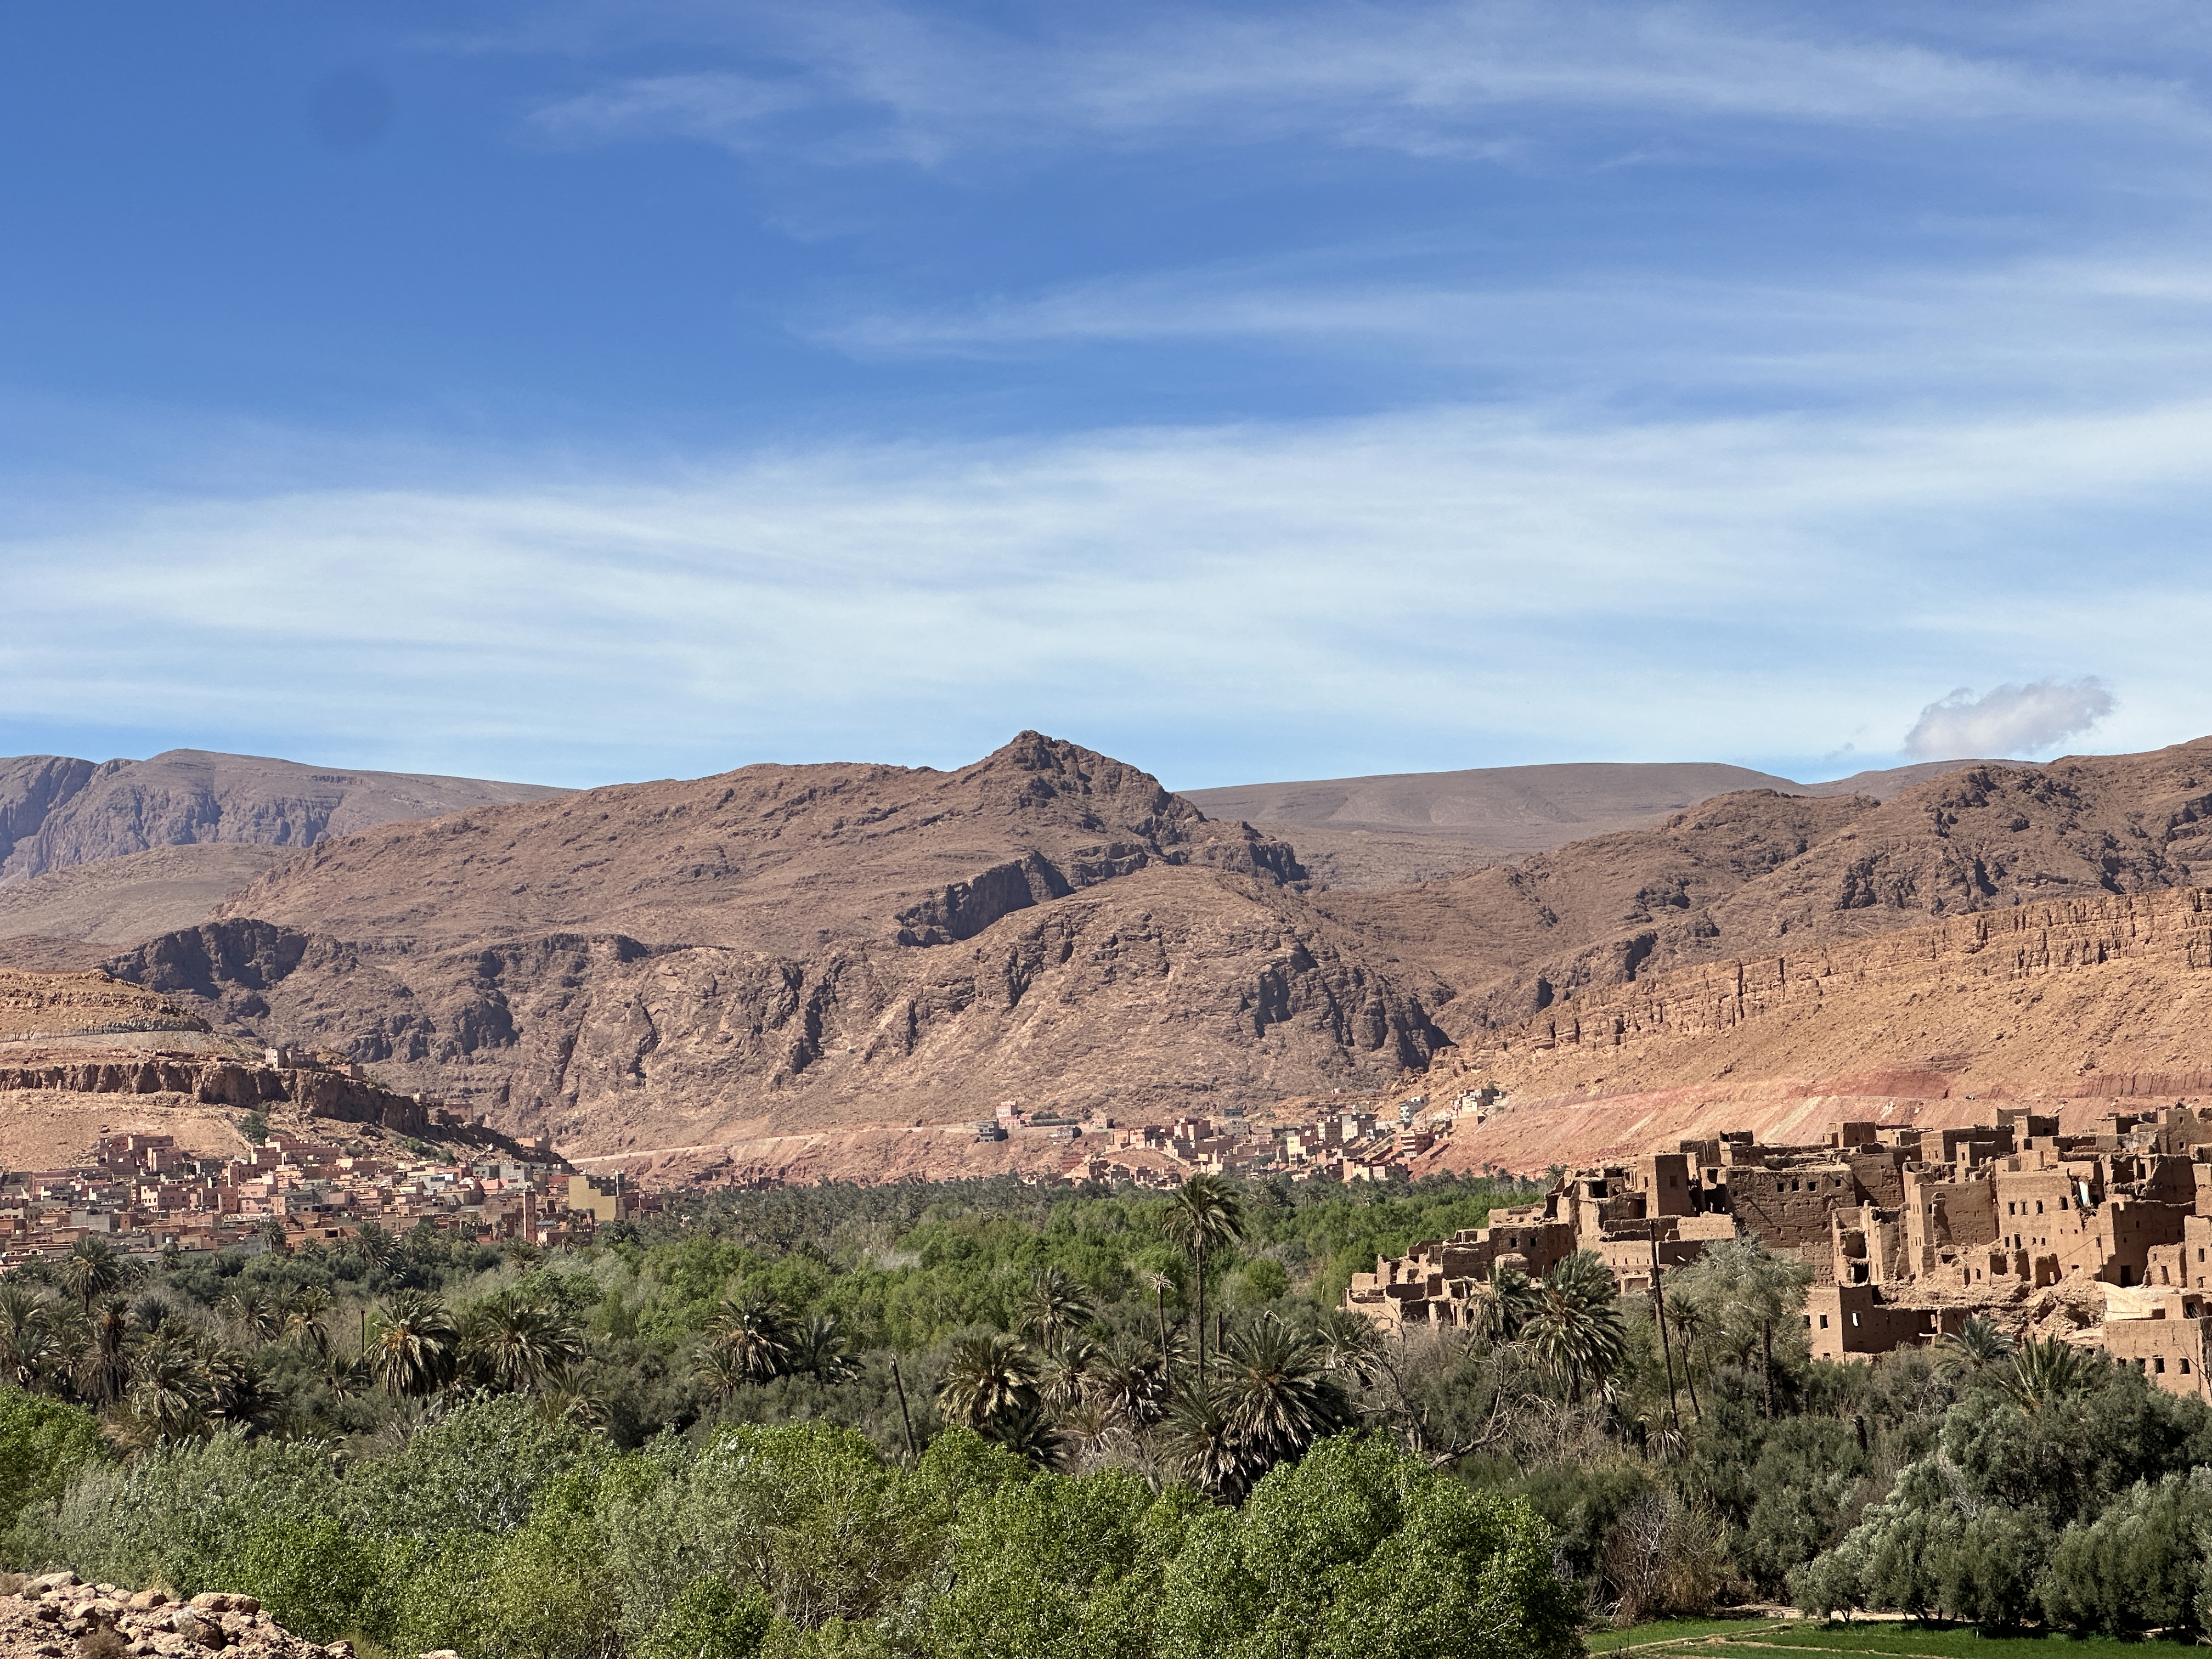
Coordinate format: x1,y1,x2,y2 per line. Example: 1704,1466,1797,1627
0,1575,344,1659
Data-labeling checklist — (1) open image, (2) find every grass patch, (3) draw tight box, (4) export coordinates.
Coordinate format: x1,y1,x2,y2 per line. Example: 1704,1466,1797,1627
1749,1628,2194,1657
1590,1618,1790,1651
1599,1624,2198,1659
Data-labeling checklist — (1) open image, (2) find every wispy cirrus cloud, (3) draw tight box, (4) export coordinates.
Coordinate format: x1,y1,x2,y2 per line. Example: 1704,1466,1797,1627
2,394,2207,786
509,1,2212,167
528,71,810,151
810,251,2212,425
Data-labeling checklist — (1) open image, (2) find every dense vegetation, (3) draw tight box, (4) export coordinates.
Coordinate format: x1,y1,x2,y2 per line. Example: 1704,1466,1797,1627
2,1170,2211,1655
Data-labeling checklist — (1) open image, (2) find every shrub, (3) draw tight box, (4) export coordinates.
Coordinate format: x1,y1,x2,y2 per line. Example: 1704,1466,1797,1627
0,1389,106,1534
641,1579,776,1659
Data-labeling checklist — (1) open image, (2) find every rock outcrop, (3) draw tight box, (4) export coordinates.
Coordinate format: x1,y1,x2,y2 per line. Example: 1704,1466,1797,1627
0,1053,430,1135
0,970,208,1043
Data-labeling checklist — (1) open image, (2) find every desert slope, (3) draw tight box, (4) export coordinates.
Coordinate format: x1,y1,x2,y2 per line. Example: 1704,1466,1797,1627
0,844,295,944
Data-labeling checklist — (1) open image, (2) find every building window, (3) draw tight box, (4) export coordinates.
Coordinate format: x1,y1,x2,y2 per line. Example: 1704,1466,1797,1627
2036,1201,2045,1214
2157,1357,2168,1374
2185,1359,2194,1375
1819,1314,1830,1329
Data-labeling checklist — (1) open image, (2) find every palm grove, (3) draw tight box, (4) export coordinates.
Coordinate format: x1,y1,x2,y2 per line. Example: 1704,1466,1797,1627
0,1170,2208,1656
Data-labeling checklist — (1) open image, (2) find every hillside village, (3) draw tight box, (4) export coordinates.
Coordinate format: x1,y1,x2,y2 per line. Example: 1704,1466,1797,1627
0,1125,649,1265
984,1087,1493,1189
1348,1101,2212,1401
0,1042,651,1265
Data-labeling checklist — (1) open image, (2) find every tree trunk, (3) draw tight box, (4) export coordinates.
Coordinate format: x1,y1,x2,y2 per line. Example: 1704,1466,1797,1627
1195,1244,1206,1375
1762,1316,1776,1418
1649,1233,1682,1430
889,1356,919,1461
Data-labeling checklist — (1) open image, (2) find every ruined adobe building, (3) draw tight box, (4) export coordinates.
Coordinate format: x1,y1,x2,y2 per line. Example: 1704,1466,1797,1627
1345,1102,2212,1407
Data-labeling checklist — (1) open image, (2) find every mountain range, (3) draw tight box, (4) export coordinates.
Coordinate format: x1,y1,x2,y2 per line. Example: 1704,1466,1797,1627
2,732,2208,1180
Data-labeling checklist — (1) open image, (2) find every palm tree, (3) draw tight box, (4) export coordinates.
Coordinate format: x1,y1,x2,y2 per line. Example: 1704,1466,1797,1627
1310,1306,1387,1387
537,1375,610,1430
0,1286,59,1391
205,1346,286,1436
59,1237,128,1312
1163,1383,1248,1503
1040,1336,1102,1411
131,1293,176,1336
350,1221,401,1275
1521,1251,1627,1404
320,1345,371,1403
1016,1266,1096,1358
1934,1316,2015,1375
1662,1294,1706,1423
465,1291,585,1393
219,1289,283,1346
128,1329,211,1440
1144,1269,1177,1358
1093,1334,1171,1428
280,1285,333,1352
984,1400,1070,1470
1215,1314,1355,1472
696,1342,754,1404
1470,1262,1543,1346
1057,1398,1127,1468
77,1297,133,1407
1995,1336,2096,1414
936,1331,1042,1430
1160,1175,1244,1374
367,1289,460,1398
792,1312,859,1384
702,1295,794,1386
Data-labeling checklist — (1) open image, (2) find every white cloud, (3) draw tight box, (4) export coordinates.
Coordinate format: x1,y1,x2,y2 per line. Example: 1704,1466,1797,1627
1,399,2208,786
1904,677,2118,759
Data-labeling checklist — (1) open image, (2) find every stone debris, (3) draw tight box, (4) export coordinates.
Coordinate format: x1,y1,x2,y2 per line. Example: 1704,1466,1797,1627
0,1576,346,1659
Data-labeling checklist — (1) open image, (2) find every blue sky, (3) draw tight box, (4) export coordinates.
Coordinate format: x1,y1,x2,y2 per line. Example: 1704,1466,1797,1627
4,2,2210,789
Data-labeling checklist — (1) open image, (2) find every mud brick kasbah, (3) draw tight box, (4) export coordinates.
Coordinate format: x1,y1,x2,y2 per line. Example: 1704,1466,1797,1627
1346,1103,2212,1402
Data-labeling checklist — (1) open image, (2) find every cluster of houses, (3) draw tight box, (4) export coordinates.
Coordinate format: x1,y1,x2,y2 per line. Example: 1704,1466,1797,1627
992,1088,1497,1189
1345,1102,2212,1405
0,1130,659,1264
